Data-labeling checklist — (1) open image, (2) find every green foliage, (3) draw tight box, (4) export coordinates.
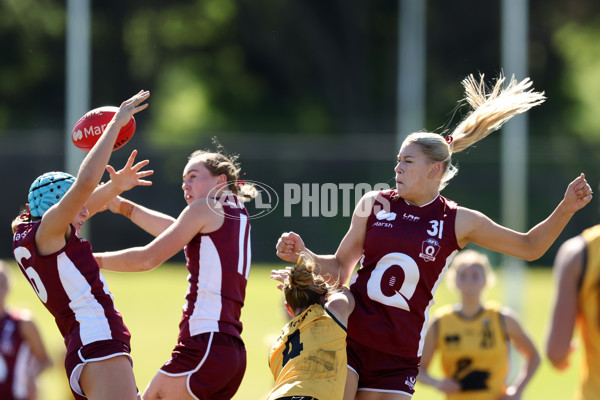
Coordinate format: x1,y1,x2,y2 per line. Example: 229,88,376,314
0,0,65,130
149,65,214,147
554,19,600,141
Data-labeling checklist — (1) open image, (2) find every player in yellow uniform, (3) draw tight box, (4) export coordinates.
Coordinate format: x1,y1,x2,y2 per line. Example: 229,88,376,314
268,253,354,400
546,224,600,400
418,250,540,399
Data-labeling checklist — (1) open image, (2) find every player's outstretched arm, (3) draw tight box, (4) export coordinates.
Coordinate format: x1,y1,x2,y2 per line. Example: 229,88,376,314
86,149,153,218
103,195,176,237
95,198,213,272
275,191,376,285
457,174,592,261
37,91,150,253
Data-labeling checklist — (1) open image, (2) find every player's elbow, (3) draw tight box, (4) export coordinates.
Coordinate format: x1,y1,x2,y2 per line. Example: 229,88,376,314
524,254,539,262
546,347,568,370
522,246,545,262
521,248,545,262
528,350,541,371
136,249,164,272
137,257,158,272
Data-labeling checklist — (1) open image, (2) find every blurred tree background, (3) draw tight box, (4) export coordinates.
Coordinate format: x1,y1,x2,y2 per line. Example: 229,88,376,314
2,0,600,265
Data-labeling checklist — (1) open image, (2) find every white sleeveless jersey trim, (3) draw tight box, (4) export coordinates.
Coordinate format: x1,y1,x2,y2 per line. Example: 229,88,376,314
245,226,252,280
98,273,115,301
12,341,31,398
57,252,112,345
416,249,459,356
237,214,248,276
189,236,222,335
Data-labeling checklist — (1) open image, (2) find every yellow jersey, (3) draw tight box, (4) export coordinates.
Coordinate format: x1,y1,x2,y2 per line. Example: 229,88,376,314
434,302,509,400
578,225,600,400
267,303,347,400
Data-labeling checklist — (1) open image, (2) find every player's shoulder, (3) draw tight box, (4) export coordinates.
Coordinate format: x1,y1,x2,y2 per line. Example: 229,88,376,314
433,304,455,319
483,300,503,313
554,234,586,277
582,224,600,242
6,307,33,322
185,197,225,223
325,287,355,326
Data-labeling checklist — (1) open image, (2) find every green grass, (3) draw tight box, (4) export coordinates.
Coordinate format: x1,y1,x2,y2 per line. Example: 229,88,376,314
5,262,580,399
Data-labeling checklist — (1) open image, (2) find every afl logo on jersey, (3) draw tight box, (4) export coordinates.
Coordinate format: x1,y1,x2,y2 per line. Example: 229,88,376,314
419,238,441,262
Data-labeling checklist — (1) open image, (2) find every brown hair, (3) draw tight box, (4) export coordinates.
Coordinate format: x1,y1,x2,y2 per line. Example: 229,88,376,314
188,140,257,201
11,207,38,233
283,253,332,312
403,73,546,190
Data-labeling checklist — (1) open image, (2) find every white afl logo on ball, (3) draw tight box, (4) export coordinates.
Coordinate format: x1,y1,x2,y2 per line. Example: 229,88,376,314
72,129,83,142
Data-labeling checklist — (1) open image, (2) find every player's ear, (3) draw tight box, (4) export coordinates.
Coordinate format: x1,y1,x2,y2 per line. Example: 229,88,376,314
428,162,441,178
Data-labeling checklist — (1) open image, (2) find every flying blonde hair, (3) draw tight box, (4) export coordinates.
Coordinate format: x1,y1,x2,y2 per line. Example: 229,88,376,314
403,73,546,190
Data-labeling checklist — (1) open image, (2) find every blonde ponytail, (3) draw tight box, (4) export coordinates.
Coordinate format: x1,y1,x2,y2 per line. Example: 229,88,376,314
403,73,546,190
449,73,546,153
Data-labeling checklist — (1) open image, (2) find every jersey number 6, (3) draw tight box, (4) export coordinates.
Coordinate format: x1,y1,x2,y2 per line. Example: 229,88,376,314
14,246,49,304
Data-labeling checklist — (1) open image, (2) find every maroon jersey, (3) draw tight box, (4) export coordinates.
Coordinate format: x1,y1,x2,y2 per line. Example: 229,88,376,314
178,197,251,342
348,190,461,357
12,222,131,357
0,311,32,400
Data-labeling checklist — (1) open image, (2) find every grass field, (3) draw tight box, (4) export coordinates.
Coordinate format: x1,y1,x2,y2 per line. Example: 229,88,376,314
4,261,581,399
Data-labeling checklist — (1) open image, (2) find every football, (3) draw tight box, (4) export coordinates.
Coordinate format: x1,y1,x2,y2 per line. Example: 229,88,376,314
71,106,136,152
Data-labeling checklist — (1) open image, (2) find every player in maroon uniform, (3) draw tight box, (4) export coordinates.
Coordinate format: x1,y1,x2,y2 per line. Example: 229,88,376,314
95,145,256,400
275,74,592,400
11,90,151,400
0,261,52,400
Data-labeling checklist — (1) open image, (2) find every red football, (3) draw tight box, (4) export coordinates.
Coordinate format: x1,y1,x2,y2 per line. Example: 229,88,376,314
71,106,136,152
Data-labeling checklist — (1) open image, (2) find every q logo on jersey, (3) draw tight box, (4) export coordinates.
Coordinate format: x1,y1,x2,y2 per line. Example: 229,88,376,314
419,238,440,262
367,252,420,312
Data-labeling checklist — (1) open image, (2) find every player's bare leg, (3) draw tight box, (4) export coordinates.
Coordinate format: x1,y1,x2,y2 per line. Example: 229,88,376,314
79,355,138,400
344,368,359,400
356,391,411,400
142,372,194,400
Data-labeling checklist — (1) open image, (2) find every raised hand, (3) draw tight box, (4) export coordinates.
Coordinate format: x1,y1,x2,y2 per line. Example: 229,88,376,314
270,267,292,291
275,231,306,262
112,90,150,129
436,378,461,395
563,173,593,213
106,150,153,192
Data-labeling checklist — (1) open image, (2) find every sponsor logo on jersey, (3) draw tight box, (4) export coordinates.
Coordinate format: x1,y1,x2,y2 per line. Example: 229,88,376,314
405,375,416,391
402,213,420,222
376,210,397,221
445,334,461,347
372,221,393,228
419,238,441,262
